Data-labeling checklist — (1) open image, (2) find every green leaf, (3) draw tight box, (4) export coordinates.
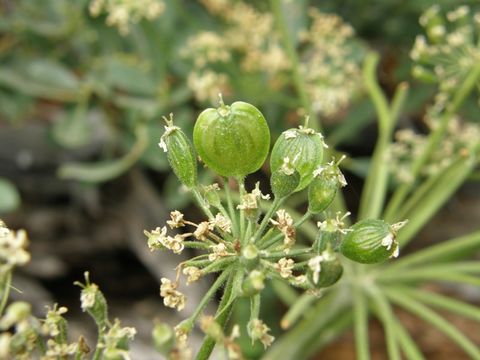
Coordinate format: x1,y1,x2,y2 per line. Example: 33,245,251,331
51,102,92,149
102,59,157,96
57,125,148,183
0,178,20,214
24,59,79,90
394,286,480,323
385,287,480,359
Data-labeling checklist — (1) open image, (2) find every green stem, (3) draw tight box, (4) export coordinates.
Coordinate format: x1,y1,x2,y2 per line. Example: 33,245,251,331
192,187,214,220
384,62,480,221
379,269,480,286
383,230,480,272
253,197,283,243
259,211,313,249
353,284,370,360
195,273,236,360
280,293,316,330
269,0,316,130
0,271,12,316
237,177,246,242
393,317,425,360
368,286,401,360
396,155,476,246
188,270,231,326
262,247,312,259
385,287,480,359
393,286,480,323
224,178,239,238
250,294,261,321
358,53,408,220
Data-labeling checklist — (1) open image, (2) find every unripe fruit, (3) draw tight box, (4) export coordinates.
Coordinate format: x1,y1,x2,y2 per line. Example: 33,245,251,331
308,156,347,214
270,157,300,198
159,114,197,188
270,119,325,191
307,247,343,288
340,219,400,264
193,98,270,177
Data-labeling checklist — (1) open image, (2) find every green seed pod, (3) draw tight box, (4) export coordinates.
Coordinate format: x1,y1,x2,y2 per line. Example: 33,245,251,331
193,97,270,177
308,157,347,214
315,212,351,252
270,157,300,198
270,118,325,191
241,270,265,297
152,322,175,355
241,243,260,270
340,219,400,264
159,114,197,188
202,183,221,208
307,247,343,288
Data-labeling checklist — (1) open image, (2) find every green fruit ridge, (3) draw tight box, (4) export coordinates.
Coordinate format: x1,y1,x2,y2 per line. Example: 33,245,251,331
340,219,398,264
193,100,270,177
270,122,325,191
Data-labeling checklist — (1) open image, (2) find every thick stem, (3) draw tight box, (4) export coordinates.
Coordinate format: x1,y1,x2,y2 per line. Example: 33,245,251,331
195,273,236,360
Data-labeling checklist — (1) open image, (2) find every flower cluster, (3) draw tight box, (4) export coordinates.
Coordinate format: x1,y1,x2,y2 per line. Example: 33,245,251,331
148,100,407,358
182,1,287,103
0,220,30,274
89,0,166,35
299,9,364,117
388,103,480,183
411,5,480,94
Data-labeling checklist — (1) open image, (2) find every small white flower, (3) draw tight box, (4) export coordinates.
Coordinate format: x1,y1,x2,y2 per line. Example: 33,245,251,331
80,285,97,311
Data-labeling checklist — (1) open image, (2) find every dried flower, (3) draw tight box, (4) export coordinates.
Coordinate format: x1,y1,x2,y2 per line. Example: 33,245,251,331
270,210,296,249
209,213,232,234
194,221,210,241
208,243,230,261
89,0,166,35
160,278,186,311
183,266,202,285
275,258,294,279
0,222,30,273
144,226,168,251
248,319,274,348
167,211,185,229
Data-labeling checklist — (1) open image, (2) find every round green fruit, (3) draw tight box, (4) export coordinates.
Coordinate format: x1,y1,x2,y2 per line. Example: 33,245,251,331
193,100,270,177
340,219,399,264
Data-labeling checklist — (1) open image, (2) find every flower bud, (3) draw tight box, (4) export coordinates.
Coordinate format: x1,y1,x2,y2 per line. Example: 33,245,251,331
270,118,325,191
340,219,404,264
241,270,265,297
159,114,197,188
152,322,175,355
240,243,259,270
